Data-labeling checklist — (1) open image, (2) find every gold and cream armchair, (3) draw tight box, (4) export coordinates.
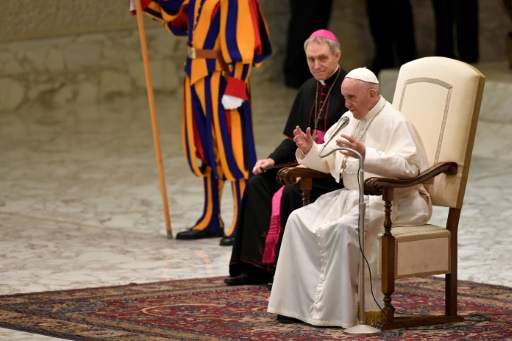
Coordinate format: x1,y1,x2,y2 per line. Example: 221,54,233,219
277,56,485,329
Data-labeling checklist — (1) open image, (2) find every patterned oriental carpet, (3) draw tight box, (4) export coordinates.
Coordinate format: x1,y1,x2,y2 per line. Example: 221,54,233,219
0,276,510,341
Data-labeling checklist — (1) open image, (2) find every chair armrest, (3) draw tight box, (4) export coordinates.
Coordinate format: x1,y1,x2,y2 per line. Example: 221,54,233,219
277,167,331,186
364,161,458,196
276,167,332,206
276,161,457,206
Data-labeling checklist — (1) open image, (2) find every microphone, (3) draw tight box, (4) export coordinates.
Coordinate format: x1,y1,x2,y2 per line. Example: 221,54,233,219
319,115,350,157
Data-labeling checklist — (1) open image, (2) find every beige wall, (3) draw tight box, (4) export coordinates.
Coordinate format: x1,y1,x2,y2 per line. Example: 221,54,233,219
0,1,146,41
0,0,510,112
1,0,509,61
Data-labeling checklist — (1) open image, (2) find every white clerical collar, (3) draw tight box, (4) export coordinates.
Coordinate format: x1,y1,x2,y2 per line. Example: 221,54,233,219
362,96,385,122
319,66,340,86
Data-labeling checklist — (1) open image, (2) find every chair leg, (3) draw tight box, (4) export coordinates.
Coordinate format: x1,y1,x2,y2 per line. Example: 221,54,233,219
380,234,396,327
299,177,312,206
446,207,461,316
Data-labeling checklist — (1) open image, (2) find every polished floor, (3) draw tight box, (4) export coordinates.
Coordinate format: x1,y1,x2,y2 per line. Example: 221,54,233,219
1,65,511,340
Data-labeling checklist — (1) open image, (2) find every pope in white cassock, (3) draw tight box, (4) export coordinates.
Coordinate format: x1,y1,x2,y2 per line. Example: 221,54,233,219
267,67,432,328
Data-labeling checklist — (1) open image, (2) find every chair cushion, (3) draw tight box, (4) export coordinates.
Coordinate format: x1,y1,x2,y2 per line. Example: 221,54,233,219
379,224,451,279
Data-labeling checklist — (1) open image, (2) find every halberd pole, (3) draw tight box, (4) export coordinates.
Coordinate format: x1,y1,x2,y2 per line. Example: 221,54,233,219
135,0,173,238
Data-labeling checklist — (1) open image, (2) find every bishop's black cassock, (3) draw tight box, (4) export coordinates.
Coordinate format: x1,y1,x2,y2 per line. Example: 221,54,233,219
229,67,348,279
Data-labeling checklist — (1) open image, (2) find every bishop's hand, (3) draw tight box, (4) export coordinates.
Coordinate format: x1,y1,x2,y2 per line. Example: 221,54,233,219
252,158,275,175
293,125,313,155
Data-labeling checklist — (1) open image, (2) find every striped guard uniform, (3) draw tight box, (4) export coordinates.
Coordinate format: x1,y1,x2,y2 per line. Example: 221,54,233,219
142,0,272,237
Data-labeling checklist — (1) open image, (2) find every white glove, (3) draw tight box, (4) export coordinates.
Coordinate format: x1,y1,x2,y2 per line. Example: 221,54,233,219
221,95,244,110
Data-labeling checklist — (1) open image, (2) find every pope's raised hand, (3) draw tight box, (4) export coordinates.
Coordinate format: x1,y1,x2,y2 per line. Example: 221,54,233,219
293,125,313,154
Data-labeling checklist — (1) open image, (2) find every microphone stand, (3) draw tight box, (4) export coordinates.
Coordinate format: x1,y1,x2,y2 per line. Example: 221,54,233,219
320,147,381,335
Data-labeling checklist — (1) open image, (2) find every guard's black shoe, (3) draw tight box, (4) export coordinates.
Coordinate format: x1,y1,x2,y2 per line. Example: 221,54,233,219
224,272,268,286
219,236,235,246
277,315,301,324
176,228,224,240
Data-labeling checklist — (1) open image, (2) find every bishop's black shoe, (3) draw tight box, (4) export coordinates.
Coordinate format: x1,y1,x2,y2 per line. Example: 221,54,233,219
175,228,224,240
267,275,274,291
224,272,269,286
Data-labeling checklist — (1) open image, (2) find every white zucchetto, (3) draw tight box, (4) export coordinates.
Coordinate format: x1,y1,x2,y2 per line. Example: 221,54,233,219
345,67,379,84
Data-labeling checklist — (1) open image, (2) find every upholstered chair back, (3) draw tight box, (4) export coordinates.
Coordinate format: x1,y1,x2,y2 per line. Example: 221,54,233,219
392,57,485,208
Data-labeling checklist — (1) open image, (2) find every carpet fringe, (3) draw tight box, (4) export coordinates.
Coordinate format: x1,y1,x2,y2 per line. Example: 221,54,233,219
355,307,383,326
365,310,383,326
